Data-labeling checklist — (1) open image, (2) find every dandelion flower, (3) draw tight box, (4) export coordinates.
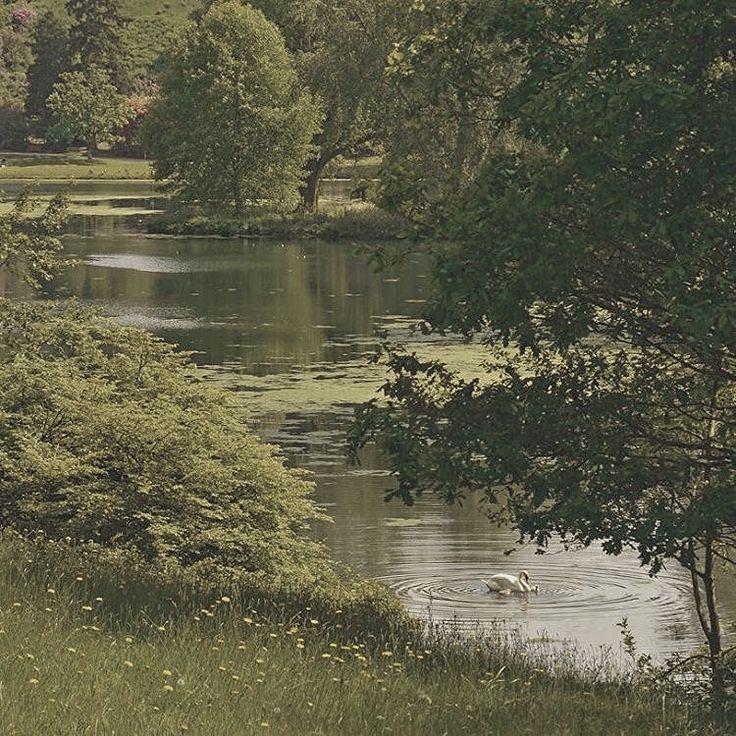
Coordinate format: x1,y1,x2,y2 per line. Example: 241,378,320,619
163,684,174,692
163,669,173,677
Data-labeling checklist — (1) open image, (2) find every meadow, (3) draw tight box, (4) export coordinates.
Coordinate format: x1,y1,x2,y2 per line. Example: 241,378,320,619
0,535,727,736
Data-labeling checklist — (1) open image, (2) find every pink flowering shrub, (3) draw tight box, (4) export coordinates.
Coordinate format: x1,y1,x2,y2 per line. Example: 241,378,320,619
11,6,37,31
112,96,149,156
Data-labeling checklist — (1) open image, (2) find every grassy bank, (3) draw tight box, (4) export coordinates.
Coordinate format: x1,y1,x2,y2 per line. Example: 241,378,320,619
0,152,153,181
148,203,410,242
0,536,727,736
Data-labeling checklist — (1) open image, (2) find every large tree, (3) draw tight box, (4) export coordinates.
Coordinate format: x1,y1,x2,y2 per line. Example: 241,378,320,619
351,0,736,702
378,0,517,229
46,65,133,157
26,10,72,135
221,0,404,211
144,0,320,214
65,0,132,92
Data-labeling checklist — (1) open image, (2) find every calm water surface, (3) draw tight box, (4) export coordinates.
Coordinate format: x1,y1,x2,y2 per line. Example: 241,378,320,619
4,190,732,662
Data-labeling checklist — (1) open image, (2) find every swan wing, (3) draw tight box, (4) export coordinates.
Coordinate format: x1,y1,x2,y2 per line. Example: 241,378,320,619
484,573,519,591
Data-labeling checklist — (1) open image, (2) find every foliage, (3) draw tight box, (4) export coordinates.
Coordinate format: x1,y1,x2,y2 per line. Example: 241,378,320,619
0,21,33,104
147,203,409,241
0,101,28,149
26,9,71,132
0,301,329,576
353,0,736,701
65,0,132,92
244,0,406,211
11,5,36,30
144,0,320,214
0,189,67,285
379,0,518,230
46,65,133,156
111,94,148,156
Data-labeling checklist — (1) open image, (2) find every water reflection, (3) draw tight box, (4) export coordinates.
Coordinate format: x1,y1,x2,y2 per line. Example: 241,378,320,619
6,206,726,661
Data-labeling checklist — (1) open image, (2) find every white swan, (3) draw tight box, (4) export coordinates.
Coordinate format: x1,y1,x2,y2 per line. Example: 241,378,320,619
482,570,539,595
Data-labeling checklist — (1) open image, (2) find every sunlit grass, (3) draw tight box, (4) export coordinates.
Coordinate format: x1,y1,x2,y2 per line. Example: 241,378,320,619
0,536,727,735
0,152,153,181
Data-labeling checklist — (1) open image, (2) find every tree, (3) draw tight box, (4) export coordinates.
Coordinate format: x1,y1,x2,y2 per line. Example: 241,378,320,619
26,10,72,134
378,0,518,229
144,0,320,214
0,193,330,579
211,0,404,211
65,0,132,93
0,12,33,108
46,65,132,158
351,0,736,703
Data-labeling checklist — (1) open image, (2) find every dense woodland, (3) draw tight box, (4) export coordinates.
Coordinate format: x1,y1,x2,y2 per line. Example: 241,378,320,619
0,0,735,732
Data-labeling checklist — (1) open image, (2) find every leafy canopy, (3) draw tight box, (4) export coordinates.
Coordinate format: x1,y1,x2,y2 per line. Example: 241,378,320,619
46,65,133,156
353,0,736,678
144,0,320,213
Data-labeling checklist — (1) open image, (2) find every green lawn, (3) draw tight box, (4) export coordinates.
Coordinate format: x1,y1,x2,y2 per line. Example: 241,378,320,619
0,152,153,181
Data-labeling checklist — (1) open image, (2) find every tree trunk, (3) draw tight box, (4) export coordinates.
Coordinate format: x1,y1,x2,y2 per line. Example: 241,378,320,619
300,160,324,213
703,537,725,712
688,538,725,714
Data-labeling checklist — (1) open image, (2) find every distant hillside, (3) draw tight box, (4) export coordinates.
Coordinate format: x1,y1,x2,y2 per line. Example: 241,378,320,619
21,0,202,74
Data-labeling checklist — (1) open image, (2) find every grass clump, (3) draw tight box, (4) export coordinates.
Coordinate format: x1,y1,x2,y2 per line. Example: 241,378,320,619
0,533,729,736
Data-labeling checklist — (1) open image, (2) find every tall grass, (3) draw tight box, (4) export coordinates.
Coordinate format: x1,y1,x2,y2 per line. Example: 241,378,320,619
0,536,728,735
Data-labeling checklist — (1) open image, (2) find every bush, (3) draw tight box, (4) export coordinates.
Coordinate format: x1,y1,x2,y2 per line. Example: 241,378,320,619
0,103,28,150
0,300,329,579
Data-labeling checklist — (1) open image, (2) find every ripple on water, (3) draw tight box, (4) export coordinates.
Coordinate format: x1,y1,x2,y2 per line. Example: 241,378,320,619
374,548,701,657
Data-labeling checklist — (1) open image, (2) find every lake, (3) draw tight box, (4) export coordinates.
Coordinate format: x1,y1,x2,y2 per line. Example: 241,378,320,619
3,184,730,663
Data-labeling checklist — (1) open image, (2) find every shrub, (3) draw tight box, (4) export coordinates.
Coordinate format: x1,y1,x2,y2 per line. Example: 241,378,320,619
0,103,27,150
0,300,330,579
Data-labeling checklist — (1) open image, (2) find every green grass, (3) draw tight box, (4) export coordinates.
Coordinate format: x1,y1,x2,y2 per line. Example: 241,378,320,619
0,152,153,181
148,203,411,242
0,535,728,736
